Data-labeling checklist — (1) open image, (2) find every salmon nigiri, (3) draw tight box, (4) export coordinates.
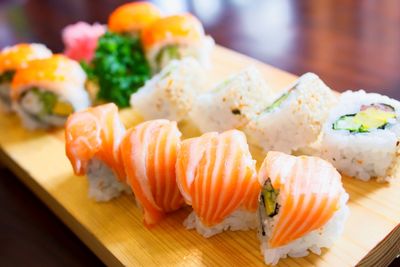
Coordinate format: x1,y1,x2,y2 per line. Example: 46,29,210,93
65,103,129,202
0,43,52,112
257,151,349,265
141,13,214,73
108,1,162,35
176,129,260,237
119,119,185,226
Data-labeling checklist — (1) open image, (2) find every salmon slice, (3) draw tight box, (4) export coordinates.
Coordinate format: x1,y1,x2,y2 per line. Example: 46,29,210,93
65,103,126,181
0,43,52,73
258,151,343,248
119,119,184,226
108,2,162,34
176,129,260,227
141,14,204,51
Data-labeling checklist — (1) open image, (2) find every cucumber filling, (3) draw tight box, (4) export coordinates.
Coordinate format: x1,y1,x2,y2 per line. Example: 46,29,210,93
333,103,396,133
20,87,73,121
264,86,296,113
258,178,280,237
155,45,181,70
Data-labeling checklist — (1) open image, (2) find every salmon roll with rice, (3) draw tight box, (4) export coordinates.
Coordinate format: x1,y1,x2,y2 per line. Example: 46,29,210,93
190,66,273,133
65,103,130,201
130,57,205,122
141,13,214,73
244,72,337,154
0,43,52,112
11,55,91,129
257,151,349,265
176,129,260,237
318,90,400,181
108,1,162,36
120,119,185,226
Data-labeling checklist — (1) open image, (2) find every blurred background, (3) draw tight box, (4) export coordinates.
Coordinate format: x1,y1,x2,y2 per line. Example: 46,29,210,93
1,0,400,97
0,0,399,266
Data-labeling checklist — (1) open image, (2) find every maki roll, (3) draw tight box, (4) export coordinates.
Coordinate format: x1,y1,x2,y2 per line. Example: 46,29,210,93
141,13,214,73
319,90,400,181
190,66,273,133
11,55,91,129
0,43,52,112
176,130,260,237
244,73,336,154
108,1,162,36
65,103,130,201
119,119,185,226
130,57,205,122
258,151,349,265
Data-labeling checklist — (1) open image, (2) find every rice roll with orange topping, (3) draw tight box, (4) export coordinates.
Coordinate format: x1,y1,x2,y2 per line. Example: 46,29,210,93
130,57,205,121
257,151,349,265
11,55,90,129
318,90,400,181
120,119,185,226
176,129,260,237
108,1,162,36
141,13,214,73
0,43,52,112
65,103,129,201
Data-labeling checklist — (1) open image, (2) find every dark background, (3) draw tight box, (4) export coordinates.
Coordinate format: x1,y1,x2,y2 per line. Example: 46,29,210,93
0,0,399,266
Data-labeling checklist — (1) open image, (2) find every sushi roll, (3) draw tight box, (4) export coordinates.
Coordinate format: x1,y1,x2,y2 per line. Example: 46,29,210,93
65,103,130,202
141,13,214,73
244,72,337,154
176,129,260,237
258,151,349,265
108,1,162,36
318,90,400,181
130,57,205,121
189,66,273,133
0,43,52,112
119,119,185,226
11,55,91,129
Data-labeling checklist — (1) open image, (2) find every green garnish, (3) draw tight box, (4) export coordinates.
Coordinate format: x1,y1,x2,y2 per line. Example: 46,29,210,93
0,71,15,83
333,103,396,133
264,86,296,113
261,178,279,217
155,45,180,70
83,31,151,107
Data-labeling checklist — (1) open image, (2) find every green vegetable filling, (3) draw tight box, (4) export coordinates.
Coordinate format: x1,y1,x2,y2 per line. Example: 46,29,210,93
0,71,15,83
333,103,396,133
261,178,279,217
82,31,151,107
155,45,181,70
264,86,296,113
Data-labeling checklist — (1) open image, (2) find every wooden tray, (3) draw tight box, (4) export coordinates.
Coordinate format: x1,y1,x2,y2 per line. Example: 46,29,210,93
0,46,399,266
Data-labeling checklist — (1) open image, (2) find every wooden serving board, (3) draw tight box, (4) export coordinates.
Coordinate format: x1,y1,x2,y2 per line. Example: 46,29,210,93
0,46,399,267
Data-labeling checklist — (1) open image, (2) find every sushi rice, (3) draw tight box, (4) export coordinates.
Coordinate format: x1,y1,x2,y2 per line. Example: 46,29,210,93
318,90,400,181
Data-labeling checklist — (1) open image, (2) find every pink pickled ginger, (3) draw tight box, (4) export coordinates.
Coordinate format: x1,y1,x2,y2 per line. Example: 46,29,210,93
62,21,106,63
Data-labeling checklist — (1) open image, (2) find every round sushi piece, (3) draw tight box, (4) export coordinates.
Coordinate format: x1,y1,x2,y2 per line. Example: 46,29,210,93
141,13,214,73
130,57,205,122
108,1,162,35
318,90,400,181
0,43,52,112
176,129,260,237
258,151,349,265
244,72,337,154
120,119,185,226
65,103,129,202
11,54,91,129
189,66,273,133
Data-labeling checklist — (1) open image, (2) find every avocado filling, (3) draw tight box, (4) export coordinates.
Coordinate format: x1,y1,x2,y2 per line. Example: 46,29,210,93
0,70,15,84
333,103,396,133
264,86,296,113
258,178,280,237
155,45,181,70
20,87,73,120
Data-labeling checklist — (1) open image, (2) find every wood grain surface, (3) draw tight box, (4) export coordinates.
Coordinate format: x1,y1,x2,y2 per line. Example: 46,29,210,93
0,46,399,266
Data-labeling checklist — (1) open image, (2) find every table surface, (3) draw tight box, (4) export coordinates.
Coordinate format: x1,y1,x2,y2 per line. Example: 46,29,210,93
0,0,399,266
